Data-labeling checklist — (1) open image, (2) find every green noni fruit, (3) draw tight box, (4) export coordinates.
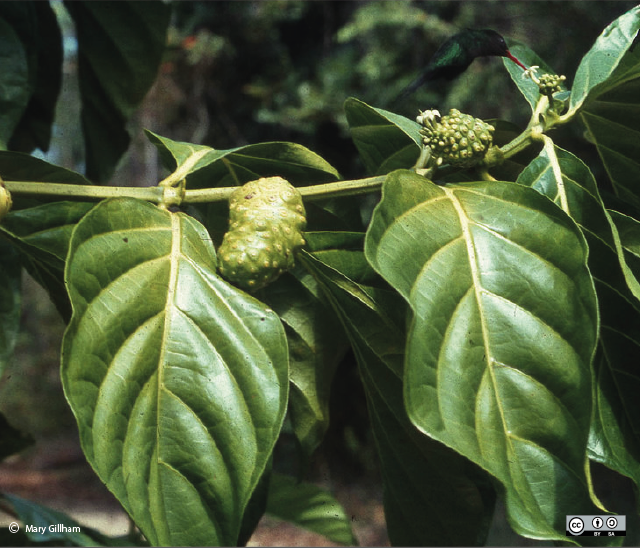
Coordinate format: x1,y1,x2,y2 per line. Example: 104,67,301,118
218,176,306,291
0,180,12,222
419,108,495,168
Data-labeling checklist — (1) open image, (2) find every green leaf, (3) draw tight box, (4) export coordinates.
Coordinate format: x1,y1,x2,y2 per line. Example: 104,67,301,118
516,143,640,499
7,2,63,153
300,251,496,546
516,137,640,307
306,231,380,285
1,201,94,320
259,268,349,461
266,472,357,546
0,11,31,149
3,201,95,260
61,198,288,546
516,140,640,301
146,130,339,188
3,493,128,546
365,170,602,542
344,97,421,175
610,209,640,270
0,150,93,188
569,6,640,115
579,43,640,209
515,142,618,265
0,241,21,375
589,279,640,497
64,1,171,181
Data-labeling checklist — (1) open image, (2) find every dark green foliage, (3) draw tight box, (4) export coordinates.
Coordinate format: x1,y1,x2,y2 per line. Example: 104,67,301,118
2,3,640,548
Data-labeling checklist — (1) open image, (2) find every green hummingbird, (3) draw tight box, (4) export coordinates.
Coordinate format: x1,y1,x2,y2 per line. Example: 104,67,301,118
395,29,527,102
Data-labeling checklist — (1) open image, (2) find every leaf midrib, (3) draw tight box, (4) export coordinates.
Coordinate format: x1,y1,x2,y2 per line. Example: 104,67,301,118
444,187,511,461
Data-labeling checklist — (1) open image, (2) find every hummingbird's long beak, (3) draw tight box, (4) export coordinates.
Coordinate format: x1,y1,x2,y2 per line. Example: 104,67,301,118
505,50,527,70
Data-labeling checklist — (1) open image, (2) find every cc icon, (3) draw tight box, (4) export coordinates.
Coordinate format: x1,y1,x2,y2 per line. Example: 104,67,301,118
569,517,584,535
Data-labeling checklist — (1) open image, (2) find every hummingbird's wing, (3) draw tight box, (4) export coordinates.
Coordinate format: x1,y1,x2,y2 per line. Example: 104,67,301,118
392,39,470,105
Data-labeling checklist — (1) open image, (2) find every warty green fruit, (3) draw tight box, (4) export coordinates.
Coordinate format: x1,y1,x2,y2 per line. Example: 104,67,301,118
419,108,495,168
0,181,12,222
218,177,306,291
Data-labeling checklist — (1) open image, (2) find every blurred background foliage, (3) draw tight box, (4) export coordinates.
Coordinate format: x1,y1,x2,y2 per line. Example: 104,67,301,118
150,0,638,180
2,2,640,545
35,0,640,184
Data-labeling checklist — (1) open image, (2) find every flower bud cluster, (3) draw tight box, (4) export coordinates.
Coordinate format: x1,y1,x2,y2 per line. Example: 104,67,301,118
523,66,566,97
537,73,566,95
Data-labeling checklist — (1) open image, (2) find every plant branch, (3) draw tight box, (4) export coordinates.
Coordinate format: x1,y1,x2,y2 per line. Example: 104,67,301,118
499,127,536,159
4,181,163,202
4,176,386,205
184,176,386,203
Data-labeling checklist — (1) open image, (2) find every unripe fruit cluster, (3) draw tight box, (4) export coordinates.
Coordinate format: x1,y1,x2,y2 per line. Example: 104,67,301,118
419,108,495,168
217,177,306,291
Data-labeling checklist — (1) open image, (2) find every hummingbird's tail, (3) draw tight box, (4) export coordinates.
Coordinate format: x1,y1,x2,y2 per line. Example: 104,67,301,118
391,69,433,108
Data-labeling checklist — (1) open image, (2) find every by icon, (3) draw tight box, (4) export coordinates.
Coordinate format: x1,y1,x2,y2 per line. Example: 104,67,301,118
569,517,584,535
592,517,603,529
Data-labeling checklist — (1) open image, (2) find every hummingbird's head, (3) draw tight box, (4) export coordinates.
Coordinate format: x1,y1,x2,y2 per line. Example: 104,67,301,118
473,29,527,70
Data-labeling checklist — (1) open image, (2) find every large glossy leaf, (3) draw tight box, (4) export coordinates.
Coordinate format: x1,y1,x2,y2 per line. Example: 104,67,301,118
590,279,640,495
259,266,349,461
269,232,380,459
365,170,603,542
265,472,357,546
517,143,640,498
146,131,339,189
344,97,421,175
61,198,288,546
64,1,171,181
301,251,497,546
515,141,624,288
579,42,640,210
568,6,640,116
